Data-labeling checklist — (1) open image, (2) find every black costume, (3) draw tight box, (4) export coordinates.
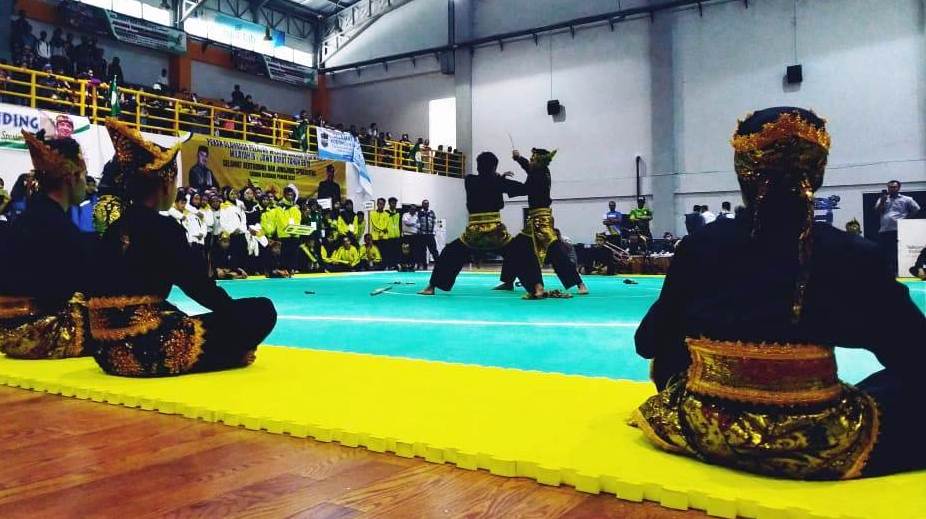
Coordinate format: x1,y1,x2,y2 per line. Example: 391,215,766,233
499,150,583,289
0,132,93,359
428,159,541,293
87,119,276,377
631,107,926,479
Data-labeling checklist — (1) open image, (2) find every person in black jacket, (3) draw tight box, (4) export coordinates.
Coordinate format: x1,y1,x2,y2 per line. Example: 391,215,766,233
418,152,542,297
87,119,276,377
0,130,92,359
630,107,926,479
495,148,587,294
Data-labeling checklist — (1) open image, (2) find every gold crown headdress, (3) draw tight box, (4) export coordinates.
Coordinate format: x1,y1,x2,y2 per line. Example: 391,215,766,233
21,130,87,183
731,111,830,153
104,118,180,183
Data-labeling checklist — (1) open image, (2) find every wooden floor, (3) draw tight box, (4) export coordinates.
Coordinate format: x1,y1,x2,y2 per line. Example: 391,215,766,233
0,386,709,519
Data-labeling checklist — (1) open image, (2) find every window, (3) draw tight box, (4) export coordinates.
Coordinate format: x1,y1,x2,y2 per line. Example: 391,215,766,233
429,97,457,149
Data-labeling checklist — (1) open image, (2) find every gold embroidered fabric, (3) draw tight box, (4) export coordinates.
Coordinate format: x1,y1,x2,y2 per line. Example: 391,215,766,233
0,294,89,359
631,338,880,480
686,338,841,406
519,207,558,265
93,194,123,235
21,130,87,184
104,118,179,183
460,212,513,250
89,295,164,341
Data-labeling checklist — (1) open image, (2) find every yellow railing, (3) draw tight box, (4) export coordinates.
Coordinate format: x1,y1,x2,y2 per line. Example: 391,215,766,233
0,63,465,177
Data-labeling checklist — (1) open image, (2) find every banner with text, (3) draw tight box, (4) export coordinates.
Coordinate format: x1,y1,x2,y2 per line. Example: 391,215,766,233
316,127,371,196
180,134,344,196
60,0,187,54
0,105,92,150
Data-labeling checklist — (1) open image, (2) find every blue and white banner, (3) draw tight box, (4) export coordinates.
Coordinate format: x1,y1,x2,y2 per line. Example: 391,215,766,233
317,127,372,197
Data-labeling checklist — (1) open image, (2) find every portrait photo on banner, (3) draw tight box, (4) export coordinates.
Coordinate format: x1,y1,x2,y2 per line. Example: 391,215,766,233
180,134,346,195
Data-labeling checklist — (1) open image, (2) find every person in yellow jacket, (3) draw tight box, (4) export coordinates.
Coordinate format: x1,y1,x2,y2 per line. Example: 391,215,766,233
299,236,321,272
324,208,341,242
275,186,302,270
358,233,383,271
336,199,362,238
381,196,401,269
324,236,360,272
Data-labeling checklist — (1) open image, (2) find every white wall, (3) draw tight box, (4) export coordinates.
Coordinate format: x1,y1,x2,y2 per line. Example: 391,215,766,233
345,164,467,239
190,61,312,116
325,0,926,241
328,65,456,142
473,17,654,243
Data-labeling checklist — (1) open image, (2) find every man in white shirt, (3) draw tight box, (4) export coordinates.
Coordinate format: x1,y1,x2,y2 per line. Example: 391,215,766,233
701,204,717,224
35,31,51,66
875,180,921,275
402,204,420,268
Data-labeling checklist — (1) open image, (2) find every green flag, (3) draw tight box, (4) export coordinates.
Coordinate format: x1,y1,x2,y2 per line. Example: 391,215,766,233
110,77,121,117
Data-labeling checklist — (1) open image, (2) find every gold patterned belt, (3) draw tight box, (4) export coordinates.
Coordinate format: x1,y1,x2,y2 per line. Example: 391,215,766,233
685,337,841,406
0,296,40,320
88,295,165,341
467,211,503,225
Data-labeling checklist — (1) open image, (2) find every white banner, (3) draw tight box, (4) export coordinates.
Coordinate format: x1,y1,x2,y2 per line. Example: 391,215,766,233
898,219,926,277
0,106,92,150
317,127,372,197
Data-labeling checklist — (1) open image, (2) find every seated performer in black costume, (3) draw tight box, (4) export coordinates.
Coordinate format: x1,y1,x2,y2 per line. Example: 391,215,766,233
0,130,92,359
630,107,926,479
88,118,277,377
418,152,543,297
494,148,588,295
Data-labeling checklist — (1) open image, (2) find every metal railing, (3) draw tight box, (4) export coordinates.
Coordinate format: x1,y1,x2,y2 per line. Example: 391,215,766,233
0,62,465,177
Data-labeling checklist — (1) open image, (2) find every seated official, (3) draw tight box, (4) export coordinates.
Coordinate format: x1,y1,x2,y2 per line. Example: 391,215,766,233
0,130,93,359
264,240,292,278
212,233,248,280
358,233,383,271
631,107,926,480
87,119,277,377
324,236,361,272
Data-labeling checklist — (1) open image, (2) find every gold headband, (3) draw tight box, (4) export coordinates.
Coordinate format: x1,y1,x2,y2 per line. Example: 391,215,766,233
21,130,86,183
731,111,831,153
104,118,179,183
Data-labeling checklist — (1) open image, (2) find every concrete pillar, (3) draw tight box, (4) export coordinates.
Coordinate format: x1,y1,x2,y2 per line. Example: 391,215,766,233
453,0,474,170
649,11,678,236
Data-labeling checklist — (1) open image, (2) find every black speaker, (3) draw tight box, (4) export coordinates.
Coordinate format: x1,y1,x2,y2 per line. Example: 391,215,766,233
547,99,561,116
786,65,803,84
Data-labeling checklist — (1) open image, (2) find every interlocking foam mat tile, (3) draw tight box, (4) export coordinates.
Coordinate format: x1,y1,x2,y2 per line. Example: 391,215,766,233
1,346,923,519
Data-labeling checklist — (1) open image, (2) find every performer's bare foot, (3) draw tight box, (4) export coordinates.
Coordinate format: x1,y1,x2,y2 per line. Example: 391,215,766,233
418,286,436,295
492,282,515,291
532,284,545,299
577,283,589,295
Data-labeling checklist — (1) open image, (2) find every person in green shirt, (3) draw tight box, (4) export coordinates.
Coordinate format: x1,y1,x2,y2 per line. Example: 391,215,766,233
628,197,653,238
301,200,325,240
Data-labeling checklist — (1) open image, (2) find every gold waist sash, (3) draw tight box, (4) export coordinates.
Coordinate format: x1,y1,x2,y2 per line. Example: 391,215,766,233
521,207,557,264
461,212,512,250
686,338,841,406
0,294,88,359
88,295,165,341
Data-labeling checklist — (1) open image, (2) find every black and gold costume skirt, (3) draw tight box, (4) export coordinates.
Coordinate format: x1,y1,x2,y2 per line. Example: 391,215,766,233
0,294,90,359
88,295,215,377
630,338,879,480
519,207,558,265
460,212,512,250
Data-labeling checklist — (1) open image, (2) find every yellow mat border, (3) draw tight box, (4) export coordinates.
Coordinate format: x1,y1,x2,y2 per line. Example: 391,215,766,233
1,346,920,519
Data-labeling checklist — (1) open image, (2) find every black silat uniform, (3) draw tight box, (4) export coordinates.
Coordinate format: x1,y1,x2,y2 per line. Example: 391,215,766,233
428,172,541,292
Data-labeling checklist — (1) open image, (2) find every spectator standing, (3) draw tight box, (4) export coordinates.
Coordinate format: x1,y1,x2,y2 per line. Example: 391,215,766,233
188,145,219,191
875,180,921,275
628,197,653,238
719,201,734,219
231,85,245,108
107,56,123,85
602,201,622,240
417,199,438,269
314,164,341,205
337,199,360,239
701,204,717,224
386,197,402,269
69,176,99,237
276,186,303,270
402,203,420,266
35,31,51,68
685,205,705,234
